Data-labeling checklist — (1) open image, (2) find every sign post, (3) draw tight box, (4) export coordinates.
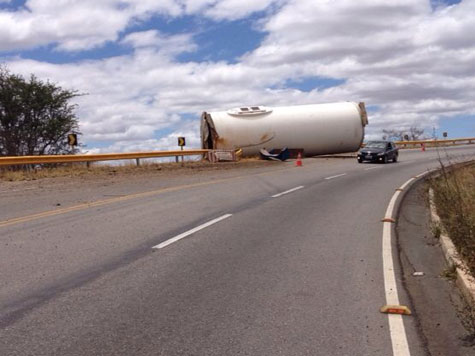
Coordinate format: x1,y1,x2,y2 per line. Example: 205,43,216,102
67,133,79,167
68,133,78,150
178,137,186,164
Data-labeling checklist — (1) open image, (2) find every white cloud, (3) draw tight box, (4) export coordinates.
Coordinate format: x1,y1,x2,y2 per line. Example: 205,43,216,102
3,0,475,152
0,1,130,51
121,30,197,56
181,0,217,14
0,0,283,52
90,119,201,156
203,0,283,20
0,0,187,52
241,0,475,133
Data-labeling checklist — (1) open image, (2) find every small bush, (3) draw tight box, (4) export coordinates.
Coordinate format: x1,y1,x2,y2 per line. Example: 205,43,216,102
441,263,457,280
431,222,442,239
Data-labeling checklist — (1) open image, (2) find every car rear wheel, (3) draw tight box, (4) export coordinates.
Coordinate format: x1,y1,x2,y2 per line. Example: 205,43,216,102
357,158,363,163
382,155,388,164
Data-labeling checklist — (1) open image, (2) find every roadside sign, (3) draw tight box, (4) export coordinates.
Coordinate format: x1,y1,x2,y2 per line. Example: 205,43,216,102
68,133,78,146
178,137,186,147
443,132,448,138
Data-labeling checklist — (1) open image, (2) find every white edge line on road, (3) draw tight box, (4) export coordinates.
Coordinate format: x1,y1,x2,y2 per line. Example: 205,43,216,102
398,178,415,191
324,173,347,180
271,186,304,198
382,178,415,356
415,170,431,178
364,167,380,171
153,214,233,249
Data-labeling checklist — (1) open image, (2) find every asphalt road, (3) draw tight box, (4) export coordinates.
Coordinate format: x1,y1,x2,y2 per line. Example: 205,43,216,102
1,146,474,356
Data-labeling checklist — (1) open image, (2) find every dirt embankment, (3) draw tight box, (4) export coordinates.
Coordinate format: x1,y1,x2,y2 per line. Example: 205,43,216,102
0,159,275,183
430,163,475,275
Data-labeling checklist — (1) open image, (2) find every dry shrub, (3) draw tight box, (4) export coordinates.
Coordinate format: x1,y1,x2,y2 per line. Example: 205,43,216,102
0,159,275,182
430,163,475,275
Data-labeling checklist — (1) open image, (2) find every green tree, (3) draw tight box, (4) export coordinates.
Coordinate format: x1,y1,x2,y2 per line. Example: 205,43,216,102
0,66,81,156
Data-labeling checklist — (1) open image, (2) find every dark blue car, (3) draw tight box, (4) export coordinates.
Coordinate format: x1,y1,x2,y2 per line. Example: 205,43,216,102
357,140,399,163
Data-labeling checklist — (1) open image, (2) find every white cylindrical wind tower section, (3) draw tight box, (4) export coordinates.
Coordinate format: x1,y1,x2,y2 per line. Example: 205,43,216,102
201,102,368,156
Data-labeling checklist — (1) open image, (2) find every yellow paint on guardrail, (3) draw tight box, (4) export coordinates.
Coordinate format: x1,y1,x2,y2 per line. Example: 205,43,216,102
0,149,210,166
361,137,475,148
395,137,474,147
2,137,473,166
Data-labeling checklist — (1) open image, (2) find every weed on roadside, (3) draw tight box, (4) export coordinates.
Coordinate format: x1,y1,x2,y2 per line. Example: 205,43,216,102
429,161,475,276
0,159,272,182
441,263,458,280
431,222,442,240
457,300,475,347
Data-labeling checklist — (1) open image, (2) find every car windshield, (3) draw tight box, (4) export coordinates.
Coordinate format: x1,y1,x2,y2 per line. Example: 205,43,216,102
365,141,387,148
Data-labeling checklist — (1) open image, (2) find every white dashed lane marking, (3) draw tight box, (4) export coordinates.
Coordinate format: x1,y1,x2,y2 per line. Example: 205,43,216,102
271,186,304,198
153,214,233,249
324,173,347,180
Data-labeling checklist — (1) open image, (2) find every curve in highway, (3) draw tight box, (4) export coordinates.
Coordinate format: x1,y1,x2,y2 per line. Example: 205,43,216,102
0,146,474,356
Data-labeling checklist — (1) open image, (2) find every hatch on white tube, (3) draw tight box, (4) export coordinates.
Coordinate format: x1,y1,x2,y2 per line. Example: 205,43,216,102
227,106,272,116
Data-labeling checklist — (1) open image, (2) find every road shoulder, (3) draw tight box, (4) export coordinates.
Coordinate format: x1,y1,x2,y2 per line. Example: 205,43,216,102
396,179,475,355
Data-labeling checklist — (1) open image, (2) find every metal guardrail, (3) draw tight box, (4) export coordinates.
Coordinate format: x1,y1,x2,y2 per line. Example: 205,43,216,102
1,138,473,167
0,149,210,167
395,137,475,148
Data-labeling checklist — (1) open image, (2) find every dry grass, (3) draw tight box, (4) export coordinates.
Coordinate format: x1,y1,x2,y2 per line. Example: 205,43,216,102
0,157,270,182
430,163,475,275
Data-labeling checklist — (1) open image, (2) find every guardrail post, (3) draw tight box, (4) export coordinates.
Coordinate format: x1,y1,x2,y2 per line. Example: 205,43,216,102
86,161,91,169
175,156,179,163
136,158,140,166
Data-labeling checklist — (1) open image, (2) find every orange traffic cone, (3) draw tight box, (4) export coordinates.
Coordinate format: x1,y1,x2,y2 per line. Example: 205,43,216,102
421,143,425,152
296,152,303,167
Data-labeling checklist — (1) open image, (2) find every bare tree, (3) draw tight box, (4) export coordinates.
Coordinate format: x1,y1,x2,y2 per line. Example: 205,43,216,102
382,126,425,141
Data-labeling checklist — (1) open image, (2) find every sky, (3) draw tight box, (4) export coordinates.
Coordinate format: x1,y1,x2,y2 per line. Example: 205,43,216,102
1,0,474,153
